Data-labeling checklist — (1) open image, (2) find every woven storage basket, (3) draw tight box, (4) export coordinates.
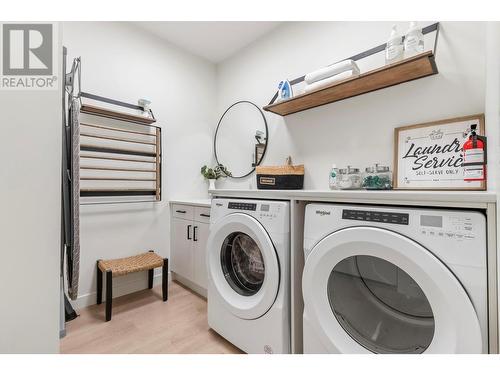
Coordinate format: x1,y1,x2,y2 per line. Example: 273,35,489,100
256,158,304,190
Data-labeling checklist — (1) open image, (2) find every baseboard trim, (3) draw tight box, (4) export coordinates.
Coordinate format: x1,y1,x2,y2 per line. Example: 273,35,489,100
72,272,173,310
172,273,207,299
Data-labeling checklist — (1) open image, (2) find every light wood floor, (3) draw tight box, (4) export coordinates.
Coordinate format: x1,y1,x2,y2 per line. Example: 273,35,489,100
60,281,243,354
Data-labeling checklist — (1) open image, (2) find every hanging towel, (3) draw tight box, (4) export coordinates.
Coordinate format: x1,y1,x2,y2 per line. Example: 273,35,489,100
303,69,359,93
67,98,80,300
305,59,359,85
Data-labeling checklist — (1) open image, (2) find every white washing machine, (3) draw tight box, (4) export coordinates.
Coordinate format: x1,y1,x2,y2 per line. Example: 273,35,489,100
207,198,290,354
303,203,488,354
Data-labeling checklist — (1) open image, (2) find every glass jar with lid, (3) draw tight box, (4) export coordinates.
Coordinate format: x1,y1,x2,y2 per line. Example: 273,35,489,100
362,166,375,189
338,166,362,190
363,164,392,190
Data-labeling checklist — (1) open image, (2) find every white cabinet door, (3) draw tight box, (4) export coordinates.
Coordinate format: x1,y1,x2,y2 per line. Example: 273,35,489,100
193,222,209,289
171,218,193,280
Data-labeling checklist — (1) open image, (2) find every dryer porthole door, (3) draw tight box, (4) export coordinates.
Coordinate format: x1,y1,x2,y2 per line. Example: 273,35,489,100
207,213,280,320
302,227,483,354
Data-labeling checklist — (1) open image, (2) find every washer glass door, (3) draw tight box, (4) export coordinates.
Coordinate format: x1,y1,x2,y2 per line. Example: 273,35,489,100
221,232,265,296
207,213,280,320
328,255,434,354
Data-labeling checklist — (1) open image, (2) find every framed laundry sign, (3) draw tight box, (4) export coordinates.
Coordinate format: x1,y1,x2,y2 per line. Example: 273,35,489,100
394,114,486,190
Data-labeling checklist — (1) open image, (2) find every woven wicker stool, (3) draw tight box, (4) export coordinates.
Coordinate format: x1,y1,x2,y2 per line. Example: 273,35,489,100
96,250,168,321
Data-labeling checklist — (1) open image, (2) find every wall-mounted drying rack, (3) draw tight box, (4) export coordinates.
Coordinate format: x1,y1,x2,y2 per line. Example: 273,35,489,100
77,92,162,204
264,22,440,116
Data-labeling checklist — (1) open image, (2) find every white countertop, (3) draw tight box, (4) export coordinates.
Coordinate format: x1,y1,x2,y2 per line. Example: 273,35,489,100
209,189,497,208
169,198,212,208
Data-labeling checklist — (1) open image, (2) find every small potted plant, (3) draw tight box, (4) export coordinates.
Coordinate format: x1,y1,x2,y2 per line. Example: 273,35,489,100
201,164,232,190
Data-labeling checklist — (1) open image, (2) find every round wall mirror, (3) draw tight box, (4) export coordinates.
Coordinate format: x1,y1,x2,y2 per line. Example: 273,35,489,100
214,101,268,179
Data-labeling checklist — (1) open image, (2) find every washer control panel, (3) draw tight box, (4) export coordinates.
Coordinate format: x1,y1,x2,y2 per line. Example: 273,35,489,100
212,199,290,233
228,202,257,211
227,201,280,219
342,209,409,225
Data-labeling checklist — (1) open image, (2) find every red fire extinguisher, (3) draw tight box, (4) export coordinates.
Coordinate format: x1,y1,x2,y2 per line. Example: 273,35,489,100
463,124,487,182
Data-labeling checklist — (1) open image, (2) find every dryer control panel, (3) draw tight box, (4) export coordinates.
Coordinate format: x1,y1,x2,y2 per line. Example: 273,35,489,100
419,214,476,240
342,209,409,225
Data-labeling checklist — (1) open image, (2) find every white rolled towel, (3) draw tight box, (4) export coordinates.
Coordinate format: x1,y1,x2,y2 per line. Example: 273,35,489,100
303,69,359,93
305,59,359,85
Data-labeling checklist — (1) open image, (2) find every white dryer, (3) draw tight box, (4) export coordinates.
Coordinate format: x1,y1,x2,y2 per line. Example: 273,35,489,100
207,199,290,354
303,203,488,354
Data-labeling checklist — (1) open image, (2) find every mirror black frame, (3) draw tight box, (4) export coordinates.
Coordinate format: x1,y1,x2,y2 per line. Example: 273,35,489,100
213,100,269,179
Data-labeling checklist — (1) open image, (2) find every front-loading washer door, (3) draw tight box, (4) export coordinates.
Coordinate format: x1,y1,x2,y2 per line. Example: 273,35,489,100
207,213,280,320
302,227,483,354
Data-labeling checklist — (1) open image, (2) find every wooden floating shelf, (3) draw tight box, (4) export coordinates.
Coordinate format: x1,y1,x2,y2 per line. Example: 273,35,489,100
263,51,438,116
81,104,156,125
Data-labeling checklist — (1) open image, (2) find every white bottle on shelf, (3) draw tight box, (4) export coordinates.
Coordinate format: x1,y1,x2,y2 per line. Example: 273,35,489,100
329,164,338,190
385,25,404,65
404,21,425,58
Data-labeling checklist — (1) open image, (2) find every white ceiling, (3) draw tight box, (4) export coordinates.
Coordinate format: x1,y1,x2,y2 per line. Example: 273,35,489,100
133,22,281,63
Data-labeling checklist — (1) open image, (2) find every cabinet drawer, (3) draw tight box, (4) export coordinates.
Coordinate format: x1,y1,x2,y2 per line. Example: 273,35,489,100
194,206,211,224
172,204,194,220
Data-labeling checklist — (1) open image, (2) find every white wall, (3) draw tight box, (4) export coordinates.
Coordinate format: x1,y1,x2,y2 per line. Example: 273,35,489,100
0,29,62,353
62,22,217,308
215,22,492,190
